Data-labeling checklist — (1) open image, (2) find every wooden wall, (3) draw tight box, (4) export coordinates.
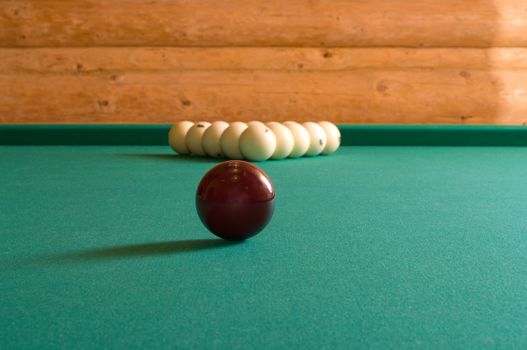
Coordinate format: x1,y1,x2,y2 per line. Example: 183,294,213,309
1,0,526,124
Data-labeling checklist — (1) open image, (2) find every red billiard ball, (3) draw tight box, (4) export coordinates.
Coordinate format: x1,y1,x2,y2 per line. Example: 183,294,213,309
196,160,275,241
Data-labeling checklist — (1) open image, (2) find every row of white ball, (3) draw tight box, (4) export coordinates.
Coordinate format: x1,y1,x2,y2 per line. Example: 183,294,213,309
169,121,341,162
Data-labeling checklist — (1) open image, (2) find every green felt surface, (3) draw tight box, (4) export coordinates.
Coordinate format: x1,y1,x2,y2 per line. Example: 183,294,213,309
1,146,527,349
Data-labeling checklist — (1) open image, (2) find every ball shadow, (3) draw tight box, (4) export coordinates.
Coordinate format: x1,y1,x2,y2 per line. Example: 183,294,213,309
34,239,241,266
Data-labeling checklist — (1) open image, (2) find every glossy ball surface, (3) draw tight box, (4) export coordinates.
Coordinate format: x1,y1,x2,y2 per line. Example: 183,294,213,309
168,121,194,155
266,122,294,159
283,121,310,158
318,121,341,154
239,124,277,162
302,121,327,156
202,121,230,158
186,122,211,156
220,122,248,160
196,161,275,241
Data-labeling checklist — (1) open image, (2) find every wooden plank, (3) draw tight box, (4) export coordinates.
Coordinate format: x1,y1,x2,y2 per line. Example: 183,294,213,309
1,0,526,48
1,69,526,124
2,48,527,74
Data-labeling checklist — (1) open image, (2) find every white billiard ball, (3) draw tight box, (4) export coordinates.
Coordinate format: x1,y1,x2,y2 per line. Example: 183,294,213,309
318,121,341,154
266,122,294,159
239,124,277,162
283,121,310,158
168,121,194,155
185,122,211,156
202,121,230,158
220,122,248,159
302,122,327,156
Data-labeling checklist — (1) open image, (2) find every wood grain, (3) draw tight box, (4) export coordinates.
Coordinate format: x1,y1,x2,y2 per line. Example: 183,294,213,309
2,48,527,74
1,68,526,124
1,0,526,48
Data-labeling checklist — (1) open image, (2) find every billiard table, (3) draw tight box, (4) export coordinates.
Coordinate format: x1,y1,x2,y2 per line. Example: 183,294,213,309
1,125,527,349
